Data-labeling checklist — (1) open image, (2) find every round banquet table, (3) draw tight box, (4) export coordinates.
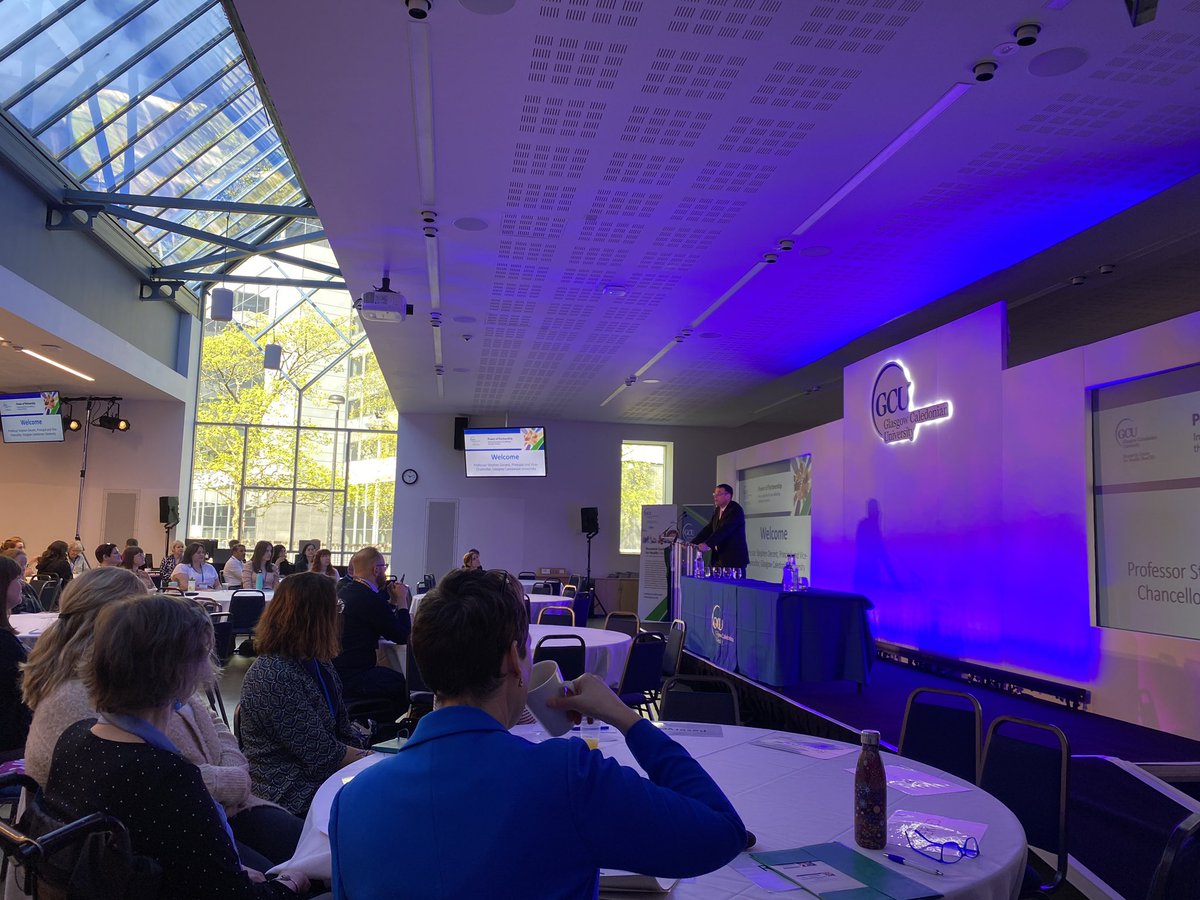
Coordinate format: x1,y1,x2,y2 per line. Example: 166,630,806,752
272,723,1025,898
412,589,574,624
528,623,631,687
12,612,59,649
190,587,274,611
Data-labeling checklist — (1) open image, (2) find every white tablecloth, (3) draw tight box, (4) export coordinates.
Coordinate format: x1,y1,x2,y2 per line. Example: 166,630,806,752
12,612,59,649
412,589,573,623
274,724,1024,899
528,623,631,687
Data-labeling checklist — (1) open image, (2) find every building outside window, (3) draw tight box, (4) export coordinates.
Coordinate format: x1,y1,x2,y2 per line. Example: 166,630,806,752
619,441,673,554
189,228,397,566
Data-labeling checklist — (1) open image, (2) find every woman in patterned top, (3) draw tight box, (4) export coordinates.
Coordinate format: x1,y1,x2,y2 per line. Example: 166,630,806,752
40,593,310,898
159,539,185,582
239,573,369,815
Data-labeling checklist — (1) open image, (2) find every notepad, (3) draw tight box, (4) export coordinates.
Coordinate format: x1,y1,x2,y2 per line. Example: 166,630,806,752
752,843,942,900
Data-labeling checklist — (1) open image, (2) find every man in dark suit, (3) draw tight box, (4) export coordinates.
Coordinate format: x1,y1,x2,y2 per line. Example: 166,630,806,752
694,483,749,569
334,546,411,721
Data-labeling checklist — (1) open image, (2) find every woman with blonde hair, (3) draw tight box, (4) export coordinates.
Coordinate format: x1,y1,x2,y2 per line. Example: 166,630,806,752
23,566,304,868
160,539,185,581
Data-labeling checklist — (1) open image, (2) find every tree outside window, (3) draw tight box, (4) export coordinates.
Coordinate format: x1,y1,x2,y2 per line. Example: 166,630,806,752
619,442,672,554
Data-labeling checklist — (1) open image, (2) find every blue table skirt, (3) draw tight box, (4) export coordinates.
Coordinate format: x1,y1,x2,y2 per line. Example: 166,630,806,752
680,577,874,686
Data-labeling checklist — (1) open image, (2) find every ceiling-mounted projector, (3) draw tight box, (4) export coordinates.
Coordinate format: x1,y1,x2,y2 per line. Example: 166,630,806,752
353,276,413,322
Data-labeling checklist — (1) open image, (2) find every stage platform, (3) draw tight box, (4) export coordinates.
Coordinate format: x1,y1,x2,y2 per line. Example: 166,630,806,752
681,651,1200,763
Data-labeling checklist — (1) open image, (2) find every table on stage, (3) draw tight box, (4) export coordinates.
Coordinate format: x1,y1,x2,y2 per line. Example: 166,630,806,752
274,723,1024,899
680,576,874,687
378,623,631,687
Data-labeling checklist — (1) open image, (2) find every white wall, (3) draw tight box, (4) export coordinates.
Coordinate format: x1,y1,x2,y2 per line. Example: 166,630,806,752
718,304,1200,740
389,414,791,583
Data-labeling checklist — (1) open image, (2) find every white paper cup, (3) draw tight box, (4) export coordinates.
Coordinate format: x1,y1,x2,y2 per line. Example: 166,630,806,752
525,659,572,736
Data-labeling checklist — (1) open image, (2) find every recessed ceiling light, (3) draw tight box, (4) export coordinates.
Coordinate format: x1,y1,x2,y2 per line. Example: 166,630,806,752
453,217,488,231
603,284,629,297
643,378,661,384
20,348,94,382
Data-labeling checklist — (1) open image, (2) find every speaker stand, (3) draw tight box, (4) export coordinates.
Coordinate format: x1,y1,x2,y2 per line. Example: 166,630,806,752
584,529,606,619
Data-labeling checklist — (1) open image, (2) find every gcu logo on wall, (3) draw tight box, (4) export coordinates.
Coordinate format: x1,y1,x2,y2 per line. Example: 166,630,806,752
1115,417,1138,447
871,360,952,444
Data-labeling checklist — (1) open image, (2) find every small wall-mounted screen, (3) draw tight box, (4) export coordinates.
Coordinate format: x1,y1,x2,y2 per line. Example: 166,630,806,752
0,391,64,443
463,426,546,477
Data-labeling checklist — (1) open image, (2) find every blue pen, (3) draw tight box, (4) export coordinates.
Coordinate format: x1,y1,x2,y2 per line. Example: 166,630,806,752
883,854,943,876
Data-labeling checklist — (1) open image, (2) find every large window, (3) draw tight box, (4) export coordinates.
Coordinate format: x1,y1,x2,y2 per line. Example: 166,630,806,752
189,230,397,565
619,441,673,554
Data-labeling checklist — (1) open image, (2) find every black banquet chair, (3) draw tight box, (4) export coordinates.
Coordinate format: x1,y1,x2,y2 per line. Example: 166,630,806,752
1068,755,1200,900
211,589,266,660
533,633,587,682
616,633,666,717
898,687,981,785
536,605,575,627
660,675,740,726
0,774,160,898
604,611,640,639
979,716,1070,896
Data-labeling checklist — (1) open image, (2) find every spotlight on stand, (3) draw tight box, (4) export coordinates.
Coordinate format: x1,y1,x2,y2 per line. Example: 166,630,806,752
95,401,130,432
61,401,82,433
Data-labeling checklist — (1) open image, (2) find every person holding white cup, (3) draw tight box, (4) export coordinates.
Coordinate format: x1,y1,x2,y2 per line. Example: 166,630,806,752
328,567,746,899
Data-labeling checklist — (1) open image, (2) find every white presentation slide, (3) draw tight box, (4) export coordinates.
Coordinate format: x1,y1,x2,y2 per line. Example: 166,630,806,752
463,426,546,478
738,454,812,582
1093,365,1200,640
0,391,64,443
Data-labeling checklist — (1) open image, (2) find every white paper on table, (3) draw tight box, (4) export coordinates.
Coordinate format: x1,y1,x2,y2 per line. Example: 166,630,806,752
771,860,867,893
655,722,724,738
752,734,857,759
727,852,802,892
842,763,970,795
888,809,989,848
598,869,678,893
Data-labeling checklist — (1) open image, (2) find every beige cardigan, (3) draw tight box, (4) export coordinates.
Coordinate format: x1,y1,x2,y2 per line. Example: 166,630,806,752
24,680,274,816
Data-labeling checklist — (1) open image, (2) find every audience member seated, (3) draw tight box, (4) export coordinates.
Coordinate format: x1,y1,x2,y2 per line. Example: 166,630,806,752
22,565,304,869
67,540,89,576
242,540,279,590
171,542,220,590
462,548,482,570
312,548,338,579
273,544,293,577
294,542,318,574
38,593,310,898
333,547,410,723
239,573,369,815
224,543,247,586
160,539,185,582
0,556,32,761
95,542,121,567
121,546,155,592
23,567,151,785
4,547,42,613
0,537,24,553
329,568,746,898
35,540,73,584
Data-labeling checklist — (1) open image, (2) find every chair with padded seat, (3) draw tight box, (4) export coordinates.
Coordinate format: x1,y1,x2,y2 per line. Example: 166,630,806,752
517,571,536,580
533,633,587,681
537,606,574,627
530,581,554,596
659,675,740,726
616,633,666,717
220,590,266,657
979,716,1070,896
898,687,982,785
604,611,639,639
1069,755,1200,900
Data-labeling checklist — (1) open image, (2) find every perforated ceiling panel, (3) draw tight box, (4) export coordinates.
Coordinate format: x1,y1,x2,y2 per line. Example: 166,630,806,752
239,0,1200,425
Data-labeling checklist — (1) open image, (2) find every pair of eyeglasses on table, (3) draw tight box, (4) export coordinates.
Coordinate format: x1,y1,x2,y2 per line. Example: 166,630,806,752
907,828,981,864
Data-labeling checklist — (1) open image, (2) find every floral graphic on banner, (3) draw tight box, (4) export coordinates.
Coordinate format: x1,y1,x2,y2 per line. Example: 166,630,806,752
792,455,813,516
521,427,545,451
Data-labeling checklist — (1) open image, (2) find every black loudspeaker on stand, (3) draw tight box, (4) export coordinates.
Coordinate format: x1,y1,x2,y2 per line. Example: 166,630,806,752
580,507,605,618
